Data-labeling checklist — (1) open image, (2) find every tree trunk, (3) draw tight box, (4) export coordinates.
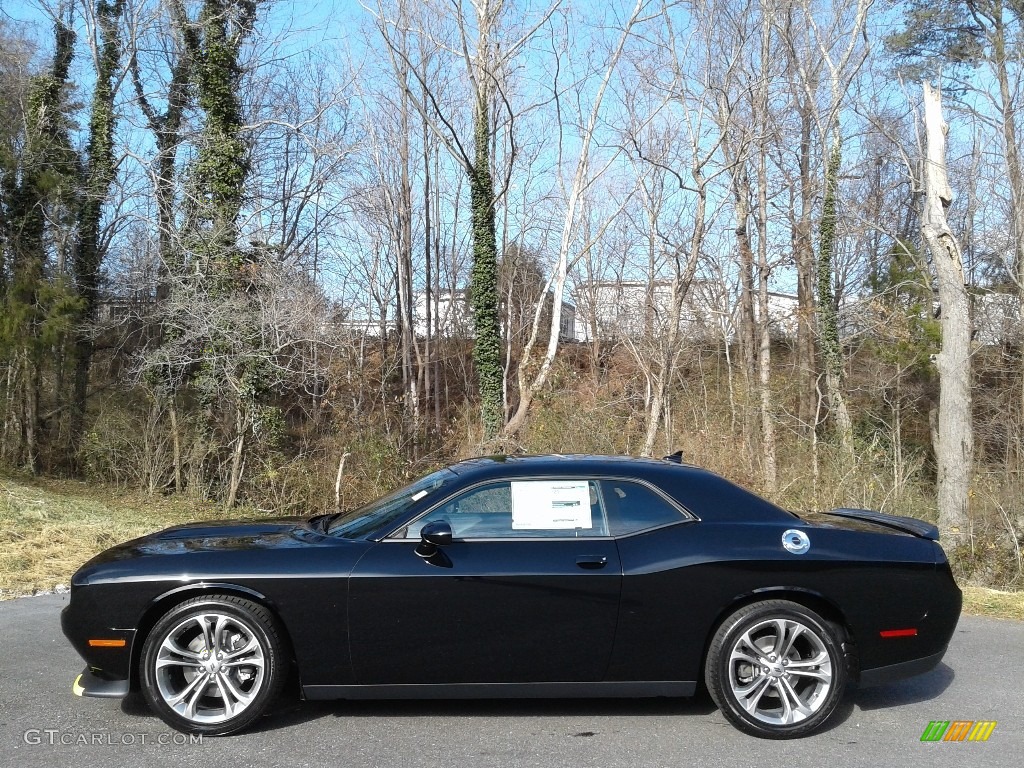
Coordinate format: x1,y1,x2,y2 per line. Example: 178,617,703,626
432,148,443,435
24,355,40,474
817,136,854,455
794,104,818,432
717,107,756,455
734,174,757,390
168,397,183,493
989,16,1024,448
71,0,125,453
921,81,972,544
641,374,667,457
469,91,504,441
639,163,707,457
422,81,434,444
226,402,247,509
757,198,777,493
756,9,776,494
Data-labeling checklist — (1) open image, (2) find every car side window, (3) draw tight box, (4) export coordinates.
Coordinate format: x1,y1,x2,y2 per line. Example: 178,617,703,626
600,479,686,536
402,480,609,539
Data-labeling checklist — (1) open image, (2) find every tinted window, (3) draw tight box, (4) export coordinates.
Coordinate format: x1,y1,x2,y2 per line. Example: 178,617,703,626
600,480,685,535
402,480,609,539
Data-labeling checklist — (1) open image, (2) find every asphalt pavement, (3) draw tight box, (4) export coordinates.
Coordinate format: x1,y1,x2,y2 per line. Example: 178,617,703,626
1,593,1021,768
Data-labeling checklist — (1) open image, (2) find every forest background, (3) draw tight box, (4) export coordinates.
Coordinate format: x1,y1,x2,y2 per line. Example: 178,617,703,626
1,0,1022,597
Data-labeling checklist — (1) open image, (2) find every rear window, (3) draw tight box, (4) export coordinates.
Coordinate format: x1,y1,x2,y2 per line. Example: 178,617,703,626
600,480,685,535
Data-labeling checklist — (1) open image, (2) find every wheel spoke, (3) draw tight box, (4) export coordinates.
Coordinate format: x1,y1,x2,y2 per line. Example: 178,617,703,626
182,675,209,719
223,654,264,670
223,636,259,661
167,671,209,708
733,675,772,714
728,648,763,667
736,631,769,664
213,674,235,717
212,614,230,654
775,620,804,660
218,671,255,712
155,656,202,670
194,614,216,653
787,666,831,683
159,636,202,662
775,677,813,724
787,651,830,671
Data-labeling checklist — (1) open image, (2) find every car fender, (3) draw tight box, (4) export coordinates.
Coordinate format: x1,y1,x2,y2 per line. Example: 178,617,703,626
129,581,292,691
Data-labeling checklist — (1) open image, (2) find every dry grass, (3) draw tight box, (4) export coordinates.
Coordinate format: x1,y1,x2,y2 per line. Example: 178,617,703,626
0,474,245,599
961,585,1024,621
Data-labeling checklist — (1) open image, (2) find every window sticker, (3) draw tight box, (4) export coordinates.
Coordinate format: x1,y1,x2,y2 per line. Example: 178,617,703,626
510,481,592,530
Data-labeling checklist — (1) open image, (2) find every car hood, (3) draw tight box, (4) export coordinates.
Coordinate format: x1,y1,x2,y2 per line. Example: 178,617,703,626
155,516,312,541
80,516,323,568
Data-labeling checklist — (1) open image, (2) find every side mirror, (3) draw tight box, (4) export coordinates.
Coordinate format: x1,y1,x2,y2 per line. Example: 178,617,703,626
415,520,453,558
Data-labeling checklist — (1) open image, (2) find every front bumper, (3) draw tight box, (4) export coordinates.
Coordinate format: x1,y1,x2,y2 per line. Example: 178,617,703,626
72,667,130,699
61,596,137,683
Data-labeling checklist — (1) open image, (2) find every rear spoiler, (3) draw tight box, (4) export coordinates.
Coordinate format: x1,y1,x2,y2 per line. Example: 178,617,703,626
826,508,940,541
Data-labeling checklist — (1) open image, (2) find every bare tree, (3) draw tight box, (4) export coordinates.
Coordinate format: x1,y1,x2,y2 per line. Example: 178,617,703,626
72,0,127,452
617,1,727,456
920,81,972,543
779,0,873,455
369,0,560,442
501,0,654,441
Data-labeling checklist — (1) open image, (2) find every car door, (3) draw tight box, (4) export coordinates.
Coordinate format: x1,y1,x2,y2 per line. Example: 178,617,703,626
597,478,704,684
347,478,622,685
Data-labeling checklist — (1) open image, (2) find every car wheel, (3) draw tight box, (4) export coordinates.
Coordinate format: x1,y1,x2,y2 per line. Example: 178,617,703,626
704,600,847,739
140,595,286,735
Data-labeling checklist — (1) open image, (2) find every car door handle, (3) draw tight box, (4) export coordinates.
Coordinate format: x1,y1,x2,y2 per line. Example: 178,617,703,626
576,556,608,570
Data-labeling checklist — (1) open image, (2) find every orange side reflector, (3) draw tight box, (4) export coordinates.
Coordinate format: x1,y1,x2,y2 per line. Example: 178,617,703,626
879,628,918,638
87,639,126,648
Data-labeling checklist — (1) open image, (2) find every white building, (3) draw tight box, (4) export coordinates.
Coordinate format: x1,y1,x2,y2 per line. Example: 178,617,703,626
573,280,720,342
572,280,801,343
972,291,1021,346
412,289,473,339
412,289,576,342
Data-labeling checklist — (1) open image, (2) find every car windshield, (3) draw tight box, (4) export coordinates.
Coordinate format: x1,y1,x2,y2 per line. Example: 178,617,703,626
326,468,457,538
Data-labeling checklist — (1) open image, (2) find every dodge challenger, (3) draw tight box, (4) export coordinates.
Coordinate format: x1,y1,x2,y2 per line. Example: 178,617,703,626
61,454,961,738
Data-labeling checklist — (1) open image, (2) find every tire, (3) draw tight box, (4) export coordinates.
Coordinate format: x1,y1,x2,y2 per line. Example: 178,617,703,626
704,600,847,739
140,595,286,735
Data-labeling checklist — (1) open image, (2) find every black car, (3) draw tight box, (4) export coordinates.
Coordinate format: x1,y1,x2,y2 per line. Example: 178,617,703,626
62,454,961,739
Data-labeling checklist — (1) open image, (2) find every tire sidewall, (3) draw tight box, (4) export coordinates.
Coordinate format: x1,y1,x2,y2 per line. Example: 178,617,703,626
140,596,282,736
707,601,847,739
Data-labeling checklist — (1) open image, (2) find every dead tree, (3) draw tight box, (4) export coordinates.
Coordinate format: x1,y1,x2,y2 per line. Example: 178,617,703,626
920,81,972,543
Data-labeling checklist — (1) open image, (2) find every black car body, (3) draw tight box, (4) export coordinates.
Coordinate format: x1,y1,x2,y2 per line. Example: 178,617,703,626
62,455,961,738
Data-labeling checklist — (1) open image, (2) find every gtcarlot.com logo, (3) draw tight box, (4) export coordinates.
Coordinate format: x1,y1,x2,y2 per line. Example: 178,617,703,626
23,730,202,746
920,721,997,742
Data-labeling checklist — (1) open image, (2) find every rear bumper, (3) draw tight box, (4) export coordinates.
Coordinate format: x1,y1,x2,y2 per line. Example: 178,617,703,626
858,647,947,687
72,667,130,699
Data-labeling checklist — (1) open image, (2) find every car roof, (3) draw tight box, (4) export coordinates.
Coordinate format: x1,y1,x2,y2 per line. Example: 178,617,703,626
448,454,679,473
446,454,696,479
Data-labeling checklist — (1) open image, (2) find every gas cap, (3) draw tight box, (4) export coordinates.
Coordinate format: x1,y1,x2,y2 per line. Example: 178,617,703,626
781,529,810,555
